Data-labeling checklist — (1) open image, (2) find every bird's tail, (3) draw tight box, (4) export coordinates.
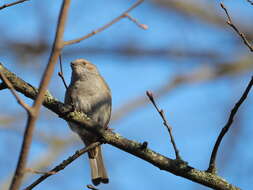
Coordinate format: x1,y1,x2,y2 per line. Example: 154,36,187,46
88,146,109,186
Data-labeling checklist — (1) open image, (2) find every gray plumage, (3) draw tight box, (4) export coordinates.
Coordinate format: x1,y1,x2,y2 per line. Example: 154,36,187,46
64,58,111,186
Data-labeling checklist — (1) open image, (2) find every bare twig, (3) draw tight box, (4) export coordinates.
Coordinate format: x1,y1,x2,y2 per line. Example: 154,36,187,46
58,54,68,89
0,0,29,10
125,13,148,30
146,91,181,160
220,3,232,23
220,3,253,52
63,0,144,46
9,1,71,190
0,71,31,112
207,76,253,173
24,142,101,190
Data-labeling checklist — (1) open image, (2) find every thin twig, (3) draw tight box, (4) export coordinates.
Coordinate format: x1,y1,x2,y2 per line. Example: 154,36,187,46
8,1,71,190
63,0,144,46
0,0,29,10
220,3,253,52
24,142,101,190
146,91,181,160
58,54,68,89
125,13,148,30
207,76,253,173
0,71,31,112
220,3,232,23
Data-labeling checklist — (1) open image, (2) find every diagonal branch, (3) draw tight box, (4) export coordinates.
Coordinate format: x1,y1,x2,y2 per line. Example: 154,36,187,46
0,0,29,10
24,142,101,190
0,63,240,190
0,71,31,112
125,13,148,30
63,0,144,46
207,76,253,173
220,3,253,52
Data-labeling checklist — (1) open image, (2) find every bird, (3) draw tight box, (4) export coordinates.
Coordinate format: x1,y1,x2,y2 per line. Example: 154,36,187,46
64,58,111,186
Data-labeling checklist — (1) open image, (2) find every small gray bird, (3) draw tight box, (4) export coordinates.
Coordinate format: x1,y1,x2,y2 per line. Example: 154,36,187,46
64,59,111,186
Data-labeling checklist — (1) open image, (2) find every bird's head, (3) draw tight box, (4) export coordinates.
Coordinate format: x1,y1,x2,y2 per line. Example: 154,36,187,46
70,59,100,79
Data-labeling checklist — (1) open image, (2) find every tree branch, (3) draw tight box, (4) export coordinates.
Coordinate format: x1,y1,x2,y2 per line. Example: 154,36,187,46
63,0,144,46
8,0,71,189
58,54,68,89
146,91,181,160
0,71,31,112
207,76,253,173
24,142,101,190
0,0,29,10
220,3,253,52
125,13,148,30
0,63,241,190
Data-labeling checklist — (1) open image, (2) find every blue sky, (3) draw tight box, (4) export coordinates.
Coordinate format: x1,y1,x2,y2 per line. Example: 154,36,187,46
0,0,253,190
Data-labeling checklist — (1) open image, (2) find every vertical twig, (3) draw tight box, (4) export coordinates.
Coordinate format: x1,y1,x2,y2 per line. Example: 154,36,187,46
207,77,253,173
146,91,182,160
9,1,71,190
58,54,68,89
